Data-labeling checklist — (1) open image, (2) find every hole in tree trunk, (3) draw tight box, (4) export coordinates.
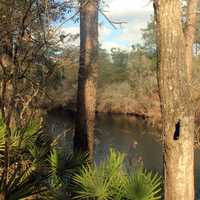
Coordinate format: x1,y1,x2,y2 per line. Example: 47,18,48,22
173,120,180,140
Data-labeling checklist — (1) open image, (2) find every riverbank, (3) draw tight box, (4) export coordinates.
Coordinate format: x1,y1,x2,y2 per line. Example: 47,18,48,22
46,105,200,150
44,91,162,129
40,78,200,130
40,80,162,126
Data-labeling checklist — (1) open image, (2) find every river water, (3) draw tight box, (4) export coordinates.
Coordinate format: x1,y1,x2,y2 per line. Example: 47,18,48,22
46,109,200,199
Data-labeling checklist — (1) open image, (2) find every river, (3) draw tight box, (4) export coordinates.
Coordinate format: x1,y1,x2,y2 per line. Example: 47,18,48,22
46,109,200,199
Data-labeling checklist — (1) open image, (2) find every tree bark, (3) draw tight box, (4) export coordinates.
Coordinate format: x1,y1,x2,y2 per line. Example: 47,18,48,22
0,193,5,200
185,0,199,82
74,0,98,160
154,0,195,199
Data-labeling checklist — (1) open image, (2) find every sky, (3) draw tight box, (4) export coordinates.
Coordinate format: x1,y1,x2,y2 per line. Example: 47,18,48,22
59,0,153,51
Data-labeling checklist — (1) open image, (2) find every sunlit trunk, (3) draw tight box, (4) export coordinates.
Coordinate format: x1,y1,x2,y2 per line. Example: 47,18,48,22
185,0,198,82
74,0,98,160
0,193,5,200
154,0,195,199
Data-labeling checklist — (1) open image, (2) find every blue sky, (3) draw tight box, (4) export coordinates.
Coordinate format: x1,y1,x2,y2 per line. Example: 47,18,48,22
58,0,153,51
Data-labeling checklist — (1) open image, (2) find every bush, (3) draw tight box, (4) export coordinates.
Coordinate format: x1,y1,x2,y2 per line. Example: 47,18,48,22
0,119,51,200
72,149,162,200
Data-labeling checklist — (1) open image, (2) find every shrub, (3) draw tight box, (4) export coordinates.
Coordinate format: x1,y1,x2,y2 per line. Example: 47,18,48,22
72,149,162,200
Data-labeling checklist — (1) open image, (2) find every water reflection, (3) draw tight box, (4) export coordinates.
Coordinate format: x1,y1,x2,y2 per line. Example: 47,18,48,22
46,110,200,199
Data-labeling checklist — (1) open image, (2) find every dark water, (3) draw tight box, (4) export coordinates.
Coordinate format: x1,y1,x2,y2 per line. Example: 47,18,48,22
46,110,200,199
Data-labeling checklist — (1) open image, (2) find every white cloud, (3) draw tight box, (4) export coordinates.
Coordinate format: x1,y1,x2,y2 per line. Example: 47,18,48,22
103,0,153,45
105,0,152,20
101,41,128,51
55,0,154,49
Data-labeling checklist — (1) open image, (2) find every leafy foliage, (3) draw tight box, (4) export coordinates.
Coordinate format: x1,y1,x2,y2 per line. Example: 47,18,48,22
72,149,162,200
46,149,88,199
0,116,90,199
0,119,51,200
124,169,162,200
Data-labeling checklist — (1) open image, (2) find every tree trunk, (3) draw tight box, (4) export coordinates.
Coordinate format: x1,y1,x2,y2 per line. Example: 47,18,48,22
0,193,5,200
154,0,195,199
185,0,199,82
74,0,98,160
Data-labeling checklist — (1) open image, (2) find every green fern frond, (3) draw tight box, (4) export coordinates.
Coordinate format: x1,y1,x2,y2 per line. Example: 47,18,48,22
124,168,162,200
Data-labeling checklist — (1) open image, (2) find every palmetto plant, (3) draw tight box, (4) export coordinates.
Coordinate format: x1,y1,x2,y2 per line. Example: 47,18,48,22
0,113,162,200
72,149,124,200
45,149,88,200
72,149,162,200
0,115,89,200
0,118,51,200
123,169,162,200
